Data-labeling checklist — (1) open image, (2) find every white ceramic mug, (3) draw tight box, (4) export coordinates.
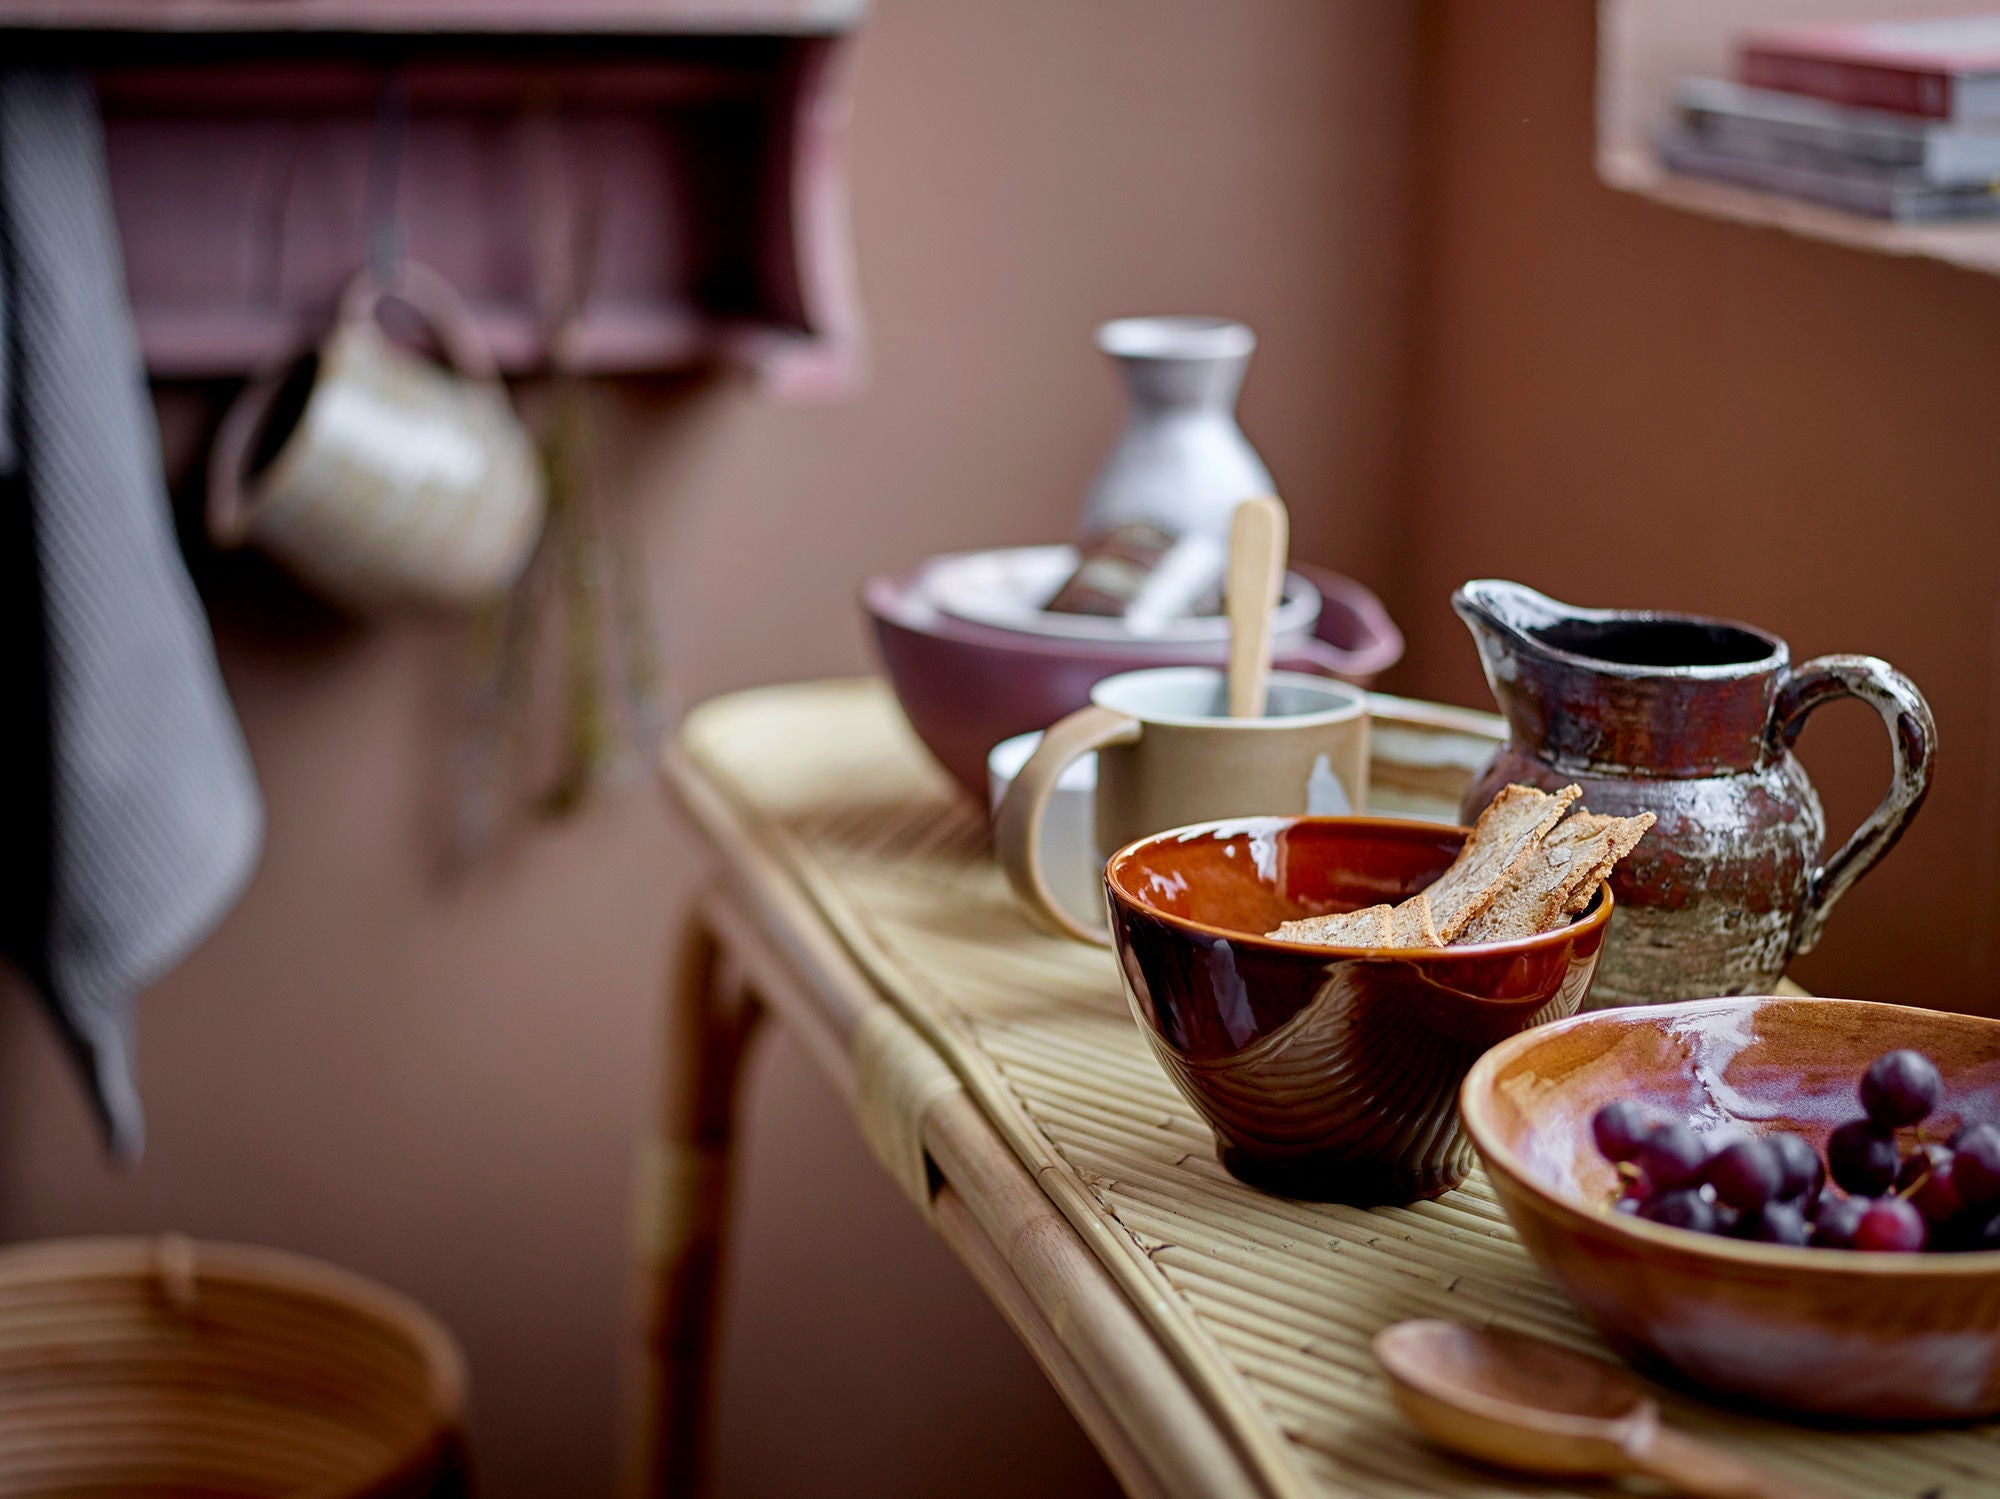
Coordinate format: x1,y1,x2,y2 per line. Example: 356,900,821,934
995,666,1369,944
207,263,545,613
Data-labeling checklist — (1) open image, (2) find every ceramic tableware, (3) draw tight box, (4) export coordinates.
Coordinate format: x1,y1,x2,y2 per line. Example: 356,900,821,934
918,543,1320,644
1081,316,1273,542
1460,994,2000,1421
997,669,1368,945
986,732,1103,935
866,563,1403,799
1373,1320,1831,1499
207,262,546,613
1104,816,1611,1202
1455,580,1935,1007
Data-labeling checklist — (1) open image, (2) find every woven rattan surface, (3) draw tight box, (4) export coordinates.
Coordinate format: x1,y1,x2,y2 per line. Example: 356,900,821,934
679,678,2000,1499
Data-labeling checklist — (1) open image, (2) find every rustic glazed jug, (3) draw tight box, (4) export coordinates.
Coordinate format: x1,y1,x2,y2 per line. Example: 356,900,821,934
1454,580,1934,1006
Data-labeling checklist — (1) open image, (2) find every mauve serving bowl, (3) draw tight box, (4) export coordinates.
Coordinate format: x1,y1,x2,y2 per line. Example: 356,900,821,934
1105,817,1610,1205
1460,995,2000,1422
865,560,1402,799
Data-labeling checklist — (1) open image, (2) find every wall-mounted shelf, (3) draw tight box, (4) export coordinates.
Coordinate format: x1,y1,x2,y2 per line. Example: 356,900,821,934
1,1,867,397
0,2,862,33
1598,0,2000,278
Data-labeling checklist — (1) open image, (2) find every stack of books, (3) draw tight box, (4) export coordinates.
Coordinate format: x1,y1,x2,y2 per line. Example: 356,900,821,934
1659,14,2000,223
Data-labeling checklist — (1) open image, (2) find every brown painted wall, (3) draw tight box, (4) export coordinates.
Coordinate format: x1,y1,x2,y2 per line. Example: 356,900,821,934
1395,2,2000,1014
0,4,1422,1496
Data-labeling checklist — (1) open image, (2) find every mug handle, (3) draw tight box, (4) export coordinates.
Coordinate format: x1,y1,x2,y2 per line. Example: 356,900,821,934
994,704,1142,946
1768,654,1936,956
205,365,289,548
338,260,503,386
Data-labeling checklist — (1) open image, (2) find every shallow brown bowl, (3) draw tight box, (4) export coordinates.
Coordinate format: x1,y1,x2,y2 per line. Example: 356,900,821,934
1461,995,2000,1422
1105,816,1611,1204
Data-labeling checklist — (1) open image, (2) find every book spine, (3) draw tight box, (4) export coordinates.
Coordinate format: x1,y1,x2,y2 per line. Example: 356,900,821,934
1742,50,1956,119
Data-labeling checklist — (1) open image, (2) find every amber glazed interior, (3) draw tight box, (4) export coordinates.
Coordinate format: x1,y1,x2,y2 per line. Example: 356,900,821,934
1106,817,1610,1204
1461,996,2000,1422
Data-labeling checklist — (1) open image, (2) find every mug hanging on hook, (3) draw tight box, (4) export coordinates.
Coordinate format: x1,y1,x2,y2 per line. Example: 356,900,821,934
205,260,547,613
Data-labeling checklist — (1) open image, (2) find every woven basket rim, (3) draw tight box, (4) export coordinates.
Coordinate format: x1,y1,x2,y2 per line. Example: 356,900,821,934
0,1236,466,1495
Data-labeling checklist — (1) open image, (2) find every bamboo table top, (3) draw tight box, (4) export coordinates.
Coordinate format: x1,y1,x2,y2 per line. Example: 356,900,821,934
668,677,2000,1499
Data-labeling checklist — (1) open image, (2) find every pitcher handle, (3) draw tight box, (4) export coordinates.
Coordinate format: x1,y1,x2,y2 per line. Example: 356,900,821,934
1769,655,1935,955
994,705,1141,946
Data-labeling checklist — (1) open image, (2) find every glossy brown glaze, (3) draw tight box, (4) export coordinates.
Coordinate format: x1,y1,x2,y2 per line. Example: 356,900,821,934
1454,581,1935,1007
1106,817,1610,1204
1461,996,2000,1422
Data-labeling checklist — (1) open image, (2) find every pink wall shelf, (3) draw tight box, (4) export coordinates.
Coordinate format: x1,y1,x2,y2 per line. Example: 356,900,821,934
0,2,862,32
2,3,867,397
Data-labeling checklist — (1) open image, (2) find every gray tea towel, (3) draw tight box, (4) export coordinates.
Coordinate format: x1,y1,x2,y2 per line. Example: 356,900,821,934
0,70,262,1162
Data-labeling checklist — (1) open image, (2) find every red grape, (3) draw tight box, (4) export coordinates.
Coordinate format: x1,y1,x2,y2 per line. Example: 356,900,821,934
1860,1049,1942,1128
1738,1200,1810,1246
1704,1137,1782,1212
1828,1119,1899,1197
1967,1212,2000,1251
1634,1121,1708,1191
1949,1123,2000,1209
1811,1195,1867,1248
1853,1197,1927,1253
1640,1188,1717,1234
1591,1101,1652,1163
1766,1131,1823,1204
1896,1143,1966,1228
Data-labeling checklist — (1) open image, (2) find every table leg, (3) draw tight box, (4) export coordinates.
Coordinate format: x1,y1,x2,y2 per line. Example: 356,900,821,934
623,909,764,1499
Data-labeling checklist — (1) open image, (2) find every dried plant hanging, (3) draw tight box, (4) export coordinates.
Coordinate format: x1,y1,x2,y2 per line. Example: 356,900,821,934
443,102,672,872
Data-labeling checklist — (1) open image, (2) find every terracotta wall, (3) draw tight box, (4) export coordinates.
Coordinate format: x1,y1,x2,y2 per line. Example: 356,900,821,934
1393,2,2000,1013
16,7,1984,1494
0,4,1423,1496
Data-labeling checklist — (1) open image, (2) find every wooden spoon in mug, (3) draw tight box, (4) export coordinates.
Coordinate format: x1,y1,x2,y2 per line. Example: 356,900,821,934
1225,495,1288,719
1373,1320,1834,1499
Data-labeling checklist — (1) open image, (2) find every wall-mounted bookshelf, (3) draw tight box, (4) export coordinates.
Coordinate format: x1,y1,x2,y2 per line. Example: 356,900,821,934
1599,0,2000,277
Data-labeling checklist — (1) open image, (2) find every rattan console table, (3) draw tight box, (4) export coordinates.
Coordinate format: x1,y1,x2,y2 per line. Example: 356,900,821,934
627,677,1997,1499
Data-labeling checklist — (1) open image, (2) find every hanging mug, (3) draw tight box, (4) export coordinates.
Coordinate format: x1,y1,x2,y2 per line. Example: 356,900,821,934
207,262,546,612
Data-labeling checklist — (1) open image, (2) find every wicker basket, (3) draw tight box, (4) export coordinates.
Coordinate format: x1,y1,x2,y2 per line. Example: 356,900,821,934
0,1236,469,1498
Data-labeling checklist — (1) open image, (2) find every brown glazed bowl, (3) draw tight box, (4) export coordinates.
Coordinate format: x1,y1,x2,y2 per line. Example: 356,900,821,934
1461,996,2000,1422
1105,817,1611,1205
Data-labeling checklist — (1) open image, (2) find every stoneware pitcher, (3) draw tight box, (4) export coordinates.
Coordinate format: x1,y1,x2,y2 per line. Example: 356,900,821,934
1454,579,1934,1007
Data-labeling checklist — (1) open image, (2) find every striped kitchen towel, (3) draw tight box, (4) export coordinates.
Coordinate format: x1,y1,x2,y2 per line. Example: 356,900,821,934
0,69,262,1161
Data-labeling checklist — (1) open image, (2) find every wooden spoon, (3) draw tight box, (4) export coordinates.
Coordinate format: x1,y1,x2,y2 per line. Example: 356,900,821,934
1373,1320,1834,1499
1225,495,1287,719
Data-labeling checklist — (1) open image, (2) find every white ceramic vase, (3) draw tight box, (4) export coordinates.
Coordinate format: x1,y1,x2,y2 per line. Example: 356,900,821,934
1079,316,1274,543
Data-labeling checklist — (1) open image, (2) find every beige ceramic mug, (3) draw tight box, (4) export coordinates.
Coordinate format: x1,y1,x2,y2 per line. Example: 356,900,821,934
207,262,545,613
996,666,1369,944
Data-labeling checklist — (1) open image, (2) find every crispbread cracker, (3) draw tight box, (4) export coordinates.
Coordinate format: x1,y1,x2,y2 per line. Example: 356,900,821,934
1385,892,1444,949
1270,904,1394,948
1426,783,1581,941
1457,809,1655,944
1260,786,1653,952
1555,809,1653,917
